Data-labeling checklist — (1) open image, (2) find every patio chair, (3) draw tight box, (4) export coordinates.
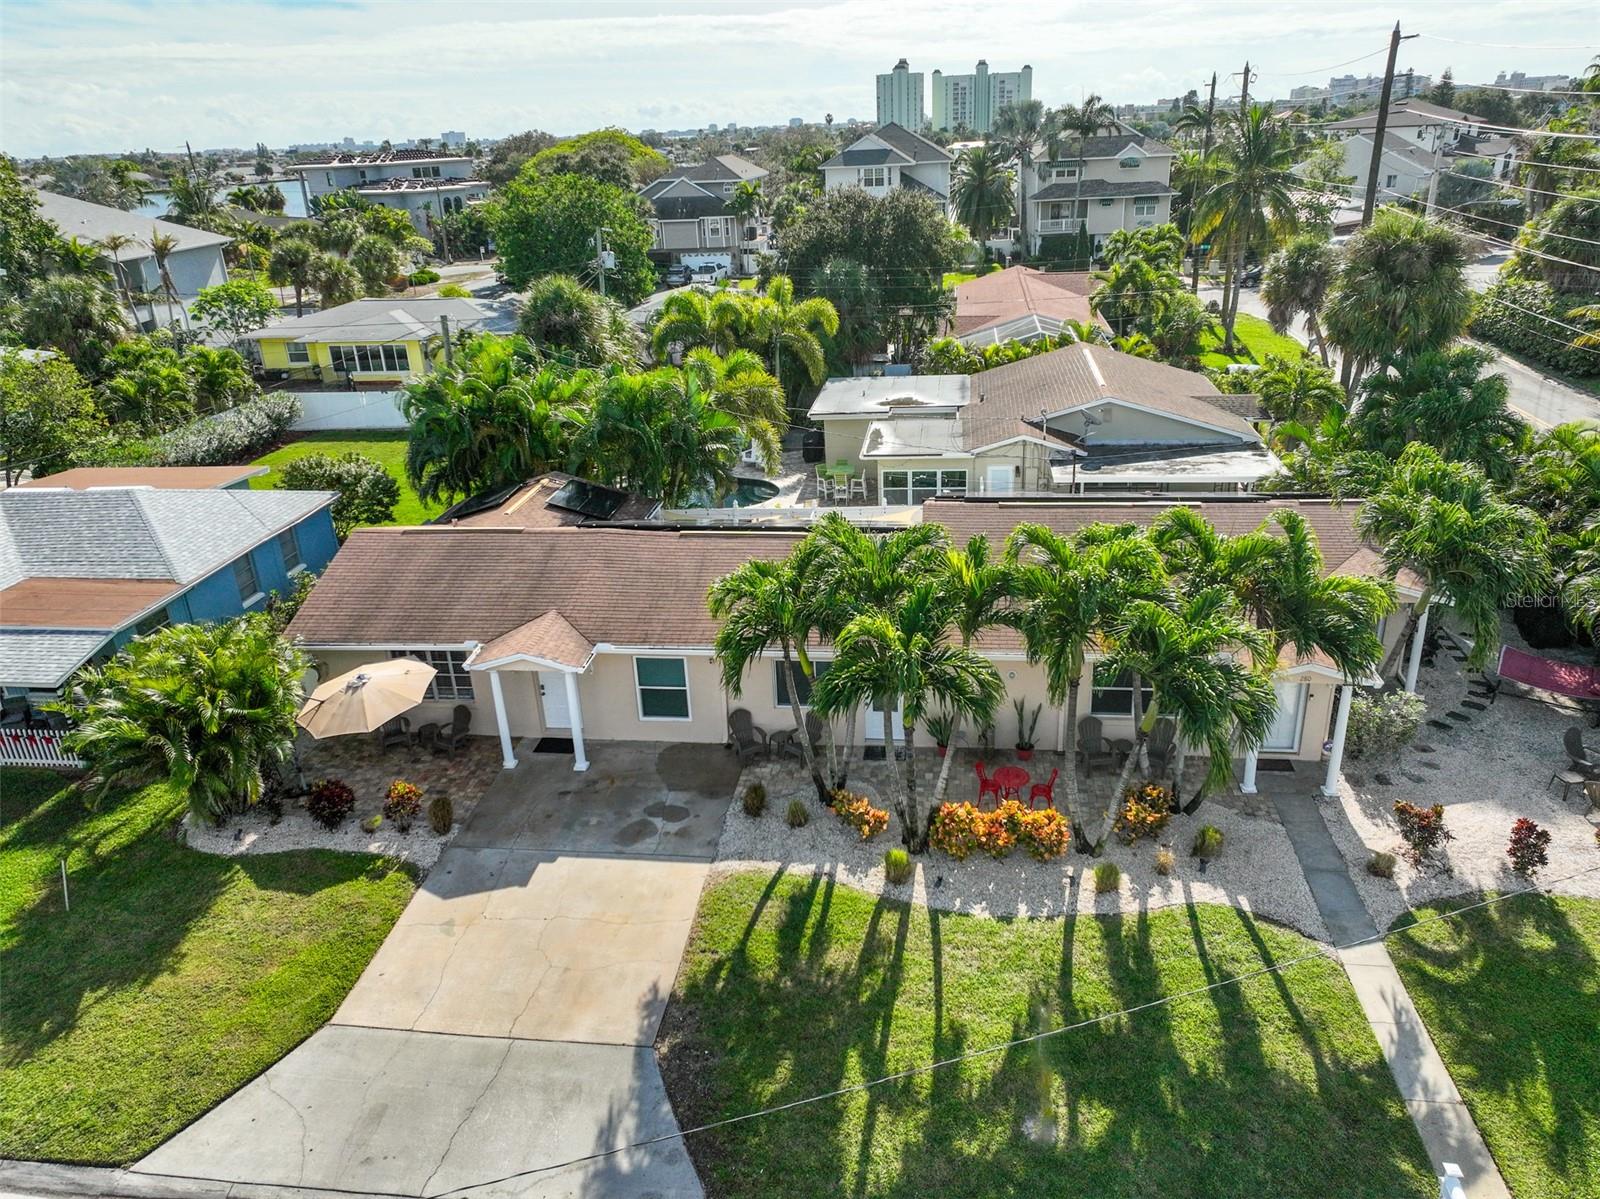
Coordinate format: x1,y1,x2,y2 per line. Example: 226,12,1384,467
1029,768,1058,810
780,711,827,761
728,707,770,765
377,715,412,752
1077,716,1120,777
432,705,471,755
1147,717,1177,775
1564,726,1600,779
813,466,834,505
849,473,869,503
414,722,440,754
974,760,1002,808
0,696,30,726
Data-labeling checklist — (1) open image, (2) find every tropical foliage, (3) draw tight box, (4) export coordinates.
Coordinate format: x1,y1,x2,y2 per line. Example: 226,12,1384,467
494,170,656,305
277,451,401,537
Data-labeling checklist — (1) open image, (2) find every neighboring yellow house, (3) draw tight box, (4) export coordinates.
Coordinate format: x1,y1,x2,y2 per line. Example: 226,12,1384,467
243,297,488,386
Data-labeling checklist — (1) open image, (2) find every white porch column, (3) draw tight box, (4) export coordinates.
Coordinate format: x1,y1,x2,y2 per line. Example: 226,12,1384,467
563,670,589,772
1239,749,1259,794
1322,683,1354,798
1403,603,1431,694
487,669,517,770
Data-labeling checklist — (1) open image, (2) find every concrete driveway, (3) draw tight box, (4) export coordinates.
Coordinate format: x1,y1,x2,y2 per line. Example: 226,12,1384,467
135,742,730,1198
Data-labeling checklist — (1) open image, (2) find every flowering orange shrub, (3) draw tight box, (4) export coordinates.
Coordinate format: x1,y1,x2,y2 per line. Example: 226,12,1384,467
1115,783,1173,844
832,791,889,841
929,801,985,859
929,801,1071,861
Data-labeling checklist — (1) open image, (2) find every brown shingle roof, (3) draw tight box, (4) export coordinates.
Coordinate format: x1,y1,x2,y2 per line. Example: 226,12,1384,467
0,577,181,630
472,610,594,670
951,267,1097,337
21,466,268,490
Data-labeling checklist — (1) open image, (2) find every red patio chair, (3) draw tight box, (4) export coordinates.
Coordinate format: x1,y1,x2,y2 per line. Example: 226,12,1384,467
1029,768,1058,810
974,760,1002,808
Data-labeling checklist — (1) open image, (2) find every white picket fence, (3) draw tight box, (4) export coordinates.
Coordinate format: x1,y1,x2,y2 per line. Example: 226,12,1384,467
0,723,83,769
289,391,408,432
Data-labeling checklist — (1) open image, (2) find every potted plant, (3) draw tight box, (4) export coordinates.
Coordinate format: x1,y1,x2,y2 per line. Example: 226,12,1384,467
1013,699,1042,762
926,710,955,757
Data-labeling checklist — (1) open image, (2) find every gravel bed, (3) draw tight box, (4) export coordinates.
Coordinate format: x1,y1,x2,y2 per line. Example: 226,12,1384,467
1325,631,1600,931
712,776,1327,940
182,804,454,870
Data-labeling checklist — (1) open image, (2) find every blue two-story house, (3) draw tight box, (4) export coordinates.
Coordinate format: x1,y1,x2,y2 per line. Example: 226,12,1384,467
0,483,338,708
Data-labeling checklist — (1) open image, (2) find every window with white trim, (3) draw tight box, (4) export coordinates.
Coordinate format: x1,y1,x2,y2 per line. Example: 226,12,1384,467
1050,166,1077,180
879,468,967,506
1133,196,1158,217
858,166,888,188
390,649,475,700
277,527,304,573
330,343,410,373
1089,665,1153,717
411,165,442,178
286,342,311,365
635,656,690,719
1119,156,1141,169
232,553,261,604
774,660,830,708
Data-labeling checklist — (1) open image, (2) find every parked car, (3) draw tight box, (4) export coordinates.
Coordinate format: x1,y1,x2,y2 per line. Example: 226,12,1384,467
1238,262,1265,288
663,264,691,286
691,263,729,284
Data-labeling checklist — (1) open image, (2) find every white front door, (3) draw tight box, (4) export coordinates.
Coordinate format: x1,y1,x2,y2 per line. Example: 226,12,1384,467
538,671,571,729
1262,682,1307,752
864,696,904,743
985,464,1014,494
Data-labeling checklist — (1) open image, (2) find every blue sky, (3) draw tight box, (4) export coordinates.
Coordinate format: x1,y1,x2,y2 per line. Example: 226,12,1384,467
1,0,1593,156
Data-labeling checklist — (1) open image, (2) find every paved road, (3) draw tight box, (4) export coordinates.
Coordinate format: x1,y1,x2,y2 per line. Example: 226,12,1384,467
1202,272,1600,429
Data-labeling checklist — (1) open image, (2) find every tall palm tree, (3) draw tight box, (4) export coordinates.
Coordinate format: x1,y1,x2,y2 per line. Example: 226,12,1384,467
710,548,833,803
650,287,749,359
990,99,1048,254
1192,103,1301,353
165,163,222,228
1254,355,1344,425
1051,94,1118,250
726,179,765,272
813,581,1005,853
928,536,1014,810
745,273,839,397
1353,346,1525,479
951,145,1017,247
267,237,316,316
681,346,786,468
16,274,130,377
311,252,362,309
1359,444,1550,675
1322,208,1472,389
1096,587,1278,845
146,231,183,323
1007,522,1165,839
94,232,140,322
1509,422,1600,534
1260,233,1337,365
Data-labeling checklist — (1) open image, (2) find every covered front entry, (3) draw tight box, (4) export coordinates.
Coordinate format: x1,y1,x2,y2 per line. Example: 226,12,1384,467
539,670,571,728
466,610,595,771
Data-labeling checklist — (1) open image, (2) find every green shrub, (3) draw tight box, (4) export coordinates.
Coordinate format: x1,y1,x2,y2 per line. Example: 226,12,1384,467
1346,690,1427,760
79,393,303,470
1470,279,1598,377
307,778,356,829
742,783,767,818
360,813,383,834
1093,861,1122,893
428,794,453,835
1367,851,1397,879
786,799,809,828
277,451,400,538
883,847,913,885
436,283,472,298
382,780,422,831
409,268,441,285
1191,825,1225,860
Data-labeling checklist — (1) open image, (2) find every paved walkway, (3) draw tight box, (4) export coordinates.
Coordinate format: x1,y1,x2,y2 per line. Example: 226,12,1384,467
131,742,724,1199
1273,792,1511,1199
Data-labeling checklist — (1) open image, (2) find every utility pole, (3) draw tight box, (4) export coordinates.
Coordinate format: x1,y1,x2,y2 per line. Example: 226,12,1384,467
1189,71,1217,294
1361,22,1420,226
1220,60,1252,351
432,184,453,264
439,315,454,369
1425,138,1445,217
594,228,607,298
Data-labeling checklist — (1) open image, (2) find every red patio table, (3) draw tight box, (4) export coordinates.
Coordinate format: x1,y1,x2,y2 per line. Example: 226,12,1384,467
992,765,1030,799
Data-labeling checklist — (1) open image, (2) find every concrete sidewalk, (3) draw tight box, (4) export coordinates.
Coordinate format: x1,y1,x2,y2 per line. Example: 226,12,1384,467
1273,793,1511,1199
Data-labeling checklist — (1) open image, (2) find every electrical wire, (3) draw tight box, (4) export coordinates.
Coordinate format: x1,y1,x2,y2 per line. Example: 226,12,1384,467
1449,148,1600,176
1414,32,1600,52
1250,46,1395,80
1435,167,1600,209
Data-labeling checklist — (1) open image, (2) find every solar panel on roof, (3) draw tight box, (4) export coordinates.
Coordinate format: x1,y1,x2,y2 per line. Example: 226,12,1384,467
547,479,629,519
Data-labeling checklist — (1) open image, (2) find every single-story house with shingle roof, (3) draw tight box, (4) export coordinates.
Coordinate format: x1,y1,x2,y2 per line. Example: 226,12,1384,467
241,296,488,386
808,343,1279,504
286,495,1422,792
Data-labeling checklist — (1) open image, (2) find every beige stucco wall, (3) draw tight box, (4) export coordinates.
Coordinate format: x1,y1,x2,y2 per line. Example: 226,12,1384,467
1071,402,1237,446
822,418,874,468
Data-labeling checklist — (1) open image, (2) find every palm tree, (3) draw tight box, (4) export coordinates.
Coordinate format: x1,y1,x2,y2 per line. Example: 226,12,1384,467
650,287,749,359
710,548,833,803
1007,522,1165,839
16,274,130,377
267,237,316,316
311,252,362,309
745,274,839,397
1254,354,1344,424
1359,444,1550,675
94,232,140,321
951,145,1016,247
1353,346,1526,479
681,346,786,469
927,536,1014,810
813,581,1005,853
1096,587,1278,845
1260,234,1337,365
165,163,222,228
726,179,765,272
146,231,183,323
1051,94,1118,250
990,99,1048,254
1322,208,1472,388
1192,103,1301,353
1267,395,1395,497
60,616,309,826
1509,422,1600,534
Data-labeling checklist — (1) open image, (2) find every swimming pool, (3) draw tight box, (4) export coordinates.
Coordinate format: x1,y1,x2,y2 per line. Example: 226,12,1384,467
720,479,781,507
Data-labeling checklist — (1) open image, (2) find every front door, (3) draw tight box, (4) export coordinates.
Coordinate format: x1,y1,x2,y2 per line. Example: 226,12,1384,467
985,464,1014,494
538,671,571,729
1261,682,1306,752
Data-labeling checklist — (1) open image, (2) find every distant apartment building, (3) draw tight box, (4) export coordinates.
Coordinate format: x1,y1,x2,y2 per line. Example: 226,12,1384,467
876,58,926,130
441,130,467,148
289,148,489,233
1493,70,1572,92
931,60,1031,134
1289,70,1431,105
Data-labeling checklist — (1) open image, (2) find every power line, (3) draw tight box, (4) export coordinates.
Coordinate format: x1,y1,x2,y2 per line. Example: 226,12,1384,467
1250,46,1394,80
1435,167,1600,209
1449,148,1600,176
1434,115,1600,141
1452,82,1600,97
1414,32,1600,51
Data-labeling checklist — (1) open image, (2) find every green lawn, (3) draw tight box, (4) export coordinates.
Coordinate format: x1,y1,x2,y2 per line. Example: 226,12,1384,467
659,871,1435,1198
1199,313,1307,369
0,769,416,1164
943,264,1003,289
249,430,444,526
1388,894,1600,1199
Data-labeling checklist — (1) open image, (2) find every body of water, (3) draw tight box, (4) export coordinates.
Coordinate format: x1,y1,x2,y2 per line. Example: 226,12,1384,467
137,178,307,219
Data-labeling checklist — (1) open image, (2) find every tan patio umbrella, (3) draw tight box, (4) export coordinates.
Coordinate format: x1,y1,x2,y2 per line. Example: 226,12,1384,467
296,658,437,739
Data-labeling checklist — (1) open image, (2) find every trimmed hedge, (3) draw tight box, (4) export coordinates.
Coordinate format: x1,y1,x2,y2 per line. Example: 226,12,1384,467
79,393,301,468
1469,279,1598,378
